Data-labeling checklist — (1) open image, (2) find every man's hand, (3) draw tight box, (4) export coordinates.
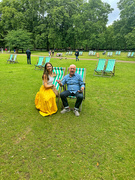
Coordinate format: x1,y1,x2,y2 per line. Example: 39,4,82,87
56,79,61,84
78,87,84,93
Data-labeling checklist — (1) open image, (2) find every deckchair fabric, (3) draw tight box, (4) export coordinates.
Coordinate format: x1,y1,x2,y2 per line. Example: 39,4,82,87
52,67,66,104
127,52,131,57
42,57,51,68
107,52,113,56
7,54,13,63
130,52,134,57
35,56,44,70
7,54,18,63
93,59,106,76
103,59,116,77
64,67,86,111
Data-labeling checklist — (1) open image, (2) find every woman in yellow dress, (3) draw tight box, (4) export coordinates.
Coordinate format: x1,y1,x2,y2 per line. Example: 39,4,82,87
35,62,58,116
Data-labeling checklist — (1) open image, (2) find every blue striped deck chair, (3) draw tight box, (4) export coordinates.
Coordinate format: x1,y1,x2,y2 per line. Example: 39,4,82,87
7,54,13,63
64,67,86,111
93,59,106,76
103,59,116,77
42,57,51,68
35,56,44,70
52,67,66,104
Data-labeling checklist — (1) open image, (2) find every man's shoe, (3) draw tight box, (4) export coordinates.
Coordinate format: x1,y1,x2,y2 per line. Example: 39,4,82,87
61,108,70,114
74,109,80,117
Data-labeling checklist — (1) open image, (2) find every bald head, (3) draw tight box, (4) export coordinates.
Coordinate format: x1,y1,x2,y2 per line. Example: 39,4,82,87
69,64,76,76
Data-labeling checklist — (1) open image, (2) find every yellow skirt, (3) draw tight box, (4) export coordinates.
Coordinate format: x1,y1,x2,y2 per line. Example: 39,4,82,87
35,85,58,116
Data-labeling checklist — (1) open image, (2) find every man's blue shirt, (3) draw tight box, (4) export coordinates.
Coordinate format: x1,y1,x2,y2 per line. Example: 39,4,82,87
61,73,85,94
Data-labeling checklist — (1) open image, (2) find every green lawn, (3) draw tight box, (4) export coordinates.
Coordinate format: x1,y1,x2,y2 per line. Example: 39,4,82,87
0,53,135,179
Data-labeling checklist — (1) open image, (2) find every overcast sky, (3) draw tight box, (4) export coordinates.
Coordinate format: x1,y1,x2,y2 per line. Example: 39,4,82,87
102,0,120,26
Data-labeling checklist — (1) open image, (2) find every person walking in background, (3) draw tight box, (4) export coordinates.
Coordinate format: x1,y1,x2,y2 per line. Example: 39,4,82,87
75,49,79,61
49,50,52,57
26,48,31,64
52,50,54,56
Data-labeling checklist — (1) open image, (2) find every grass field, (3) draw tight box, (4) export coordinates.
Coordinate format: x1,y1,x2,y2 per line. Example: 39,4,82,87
0,52,135,180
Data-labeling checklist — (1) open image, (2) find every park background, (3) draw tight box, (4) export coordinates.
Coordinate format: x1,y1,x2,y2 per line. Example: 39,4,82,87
0,0,135,180
0,0,135,51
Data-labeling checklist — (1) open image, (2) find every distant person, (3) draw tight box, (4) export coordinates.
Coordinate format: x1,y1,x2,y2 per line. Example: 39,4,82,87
14,49,16,53
5,48,7,53
26,49,31,64
75,49,79,61
49,50,52,57
52,50,54,56
102,50,106,55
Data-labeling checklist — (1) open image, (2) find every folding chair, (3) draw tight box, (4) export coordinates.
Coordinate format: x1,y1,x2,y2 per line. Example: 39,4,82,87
93,59,106,76
42,57,51,68
103,59,116,77
7,54,13,63
35,56,44,70
52,67,66,105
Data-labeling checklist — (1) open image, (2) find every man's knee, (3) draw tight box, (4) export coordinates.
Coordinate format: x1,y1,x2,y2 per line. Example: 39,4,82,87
77,93,83,100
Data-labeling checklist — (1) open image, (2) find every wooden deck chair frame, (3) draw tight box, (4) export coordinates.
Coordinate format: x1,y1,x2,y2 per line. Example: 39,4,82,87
63,67,86,111
103,59,116,77
52,67,66,105
35,56,44,70
93,59,106,76
7,54,13,63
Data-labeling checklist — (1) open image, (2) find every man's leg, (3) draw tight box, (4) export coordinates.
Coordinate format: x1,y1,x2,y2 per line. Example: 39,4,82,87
60,90,72,114
73,91,83,116
60,90,71,108
76,56,78,61
74,91,83,110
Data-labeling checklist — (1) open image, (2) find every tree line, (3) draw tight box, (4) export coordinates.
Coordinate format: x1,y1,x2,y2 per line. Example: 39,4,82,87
0,0,135,51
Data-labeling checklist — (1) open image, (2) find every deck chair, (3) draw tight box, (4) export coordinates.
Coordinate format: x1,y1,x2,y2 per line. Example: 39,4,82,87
10,54,18,63
103,59,116,77
7,54,13,63
42,57,51,68
115,51,118,55
127,52,131,57
93,59,106,76
35,56,44,70
63,68,86,111
118,51,121,55
52,67,66,105
130,52,134,57
88,51,93,56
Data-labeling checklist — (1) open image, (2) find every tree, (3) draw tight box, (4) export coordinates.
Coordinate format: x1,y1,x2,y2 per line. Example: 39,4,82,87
4,29,33,52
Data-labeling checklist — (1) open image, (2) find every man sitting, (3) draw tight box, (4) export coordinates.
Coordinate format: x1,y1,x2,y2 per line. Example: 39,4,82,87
56,64,85,117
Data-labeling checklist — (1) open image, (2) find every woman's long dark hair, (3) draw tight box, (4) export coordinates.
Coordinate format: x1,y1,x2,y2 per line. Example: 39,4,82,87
42,62,53,80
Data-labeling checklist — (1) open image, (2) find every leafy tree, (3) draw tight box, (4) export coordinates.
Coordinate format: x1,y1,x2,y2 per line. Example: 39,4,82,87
4,29,33,52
